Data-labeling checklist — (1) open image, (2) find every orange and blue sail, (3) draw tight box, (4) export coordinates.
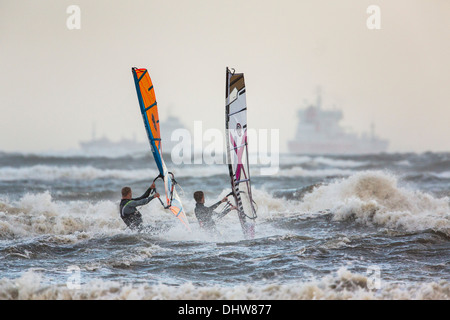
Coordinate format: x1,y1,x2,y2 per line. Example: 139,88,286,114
132,67,163,174
132,67,191,232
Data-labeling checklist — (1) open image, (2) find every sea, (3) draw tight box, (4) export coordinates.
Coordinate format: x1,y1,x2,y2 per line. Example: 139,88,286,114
0,150,449,300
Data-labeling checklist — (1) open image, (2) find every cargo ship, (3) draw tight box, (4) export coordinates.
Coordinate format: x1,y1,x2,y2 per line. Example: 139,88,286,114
80,115,189,157
288,93,389,155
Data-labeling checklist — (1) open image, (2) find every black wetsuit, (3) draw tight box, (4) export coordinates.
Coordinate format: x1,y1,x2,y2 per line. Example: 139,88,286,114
194,201,232,233
119,186,156,230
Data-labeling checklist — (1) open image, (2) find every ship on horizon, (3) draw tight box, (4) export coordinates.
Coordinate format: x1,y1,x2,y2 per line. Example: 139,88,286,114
80,115,190,157
288,92,389,155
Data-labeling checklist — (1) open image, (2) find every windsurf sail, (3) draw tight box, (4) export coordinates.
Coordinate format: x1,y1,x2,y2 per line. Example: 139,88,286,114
131,67,191,232
225,67,257,239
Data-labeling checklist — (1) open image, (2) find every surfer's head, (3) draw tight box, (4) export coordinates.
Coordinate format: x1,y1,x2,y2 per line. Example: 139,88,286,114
121,187,132,199
193,191,205,204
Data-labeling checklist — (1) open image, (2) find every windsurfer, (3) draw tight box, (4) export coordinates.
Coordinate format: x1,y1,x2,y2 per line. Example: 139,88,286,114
193,191,236,234
119,183,160,230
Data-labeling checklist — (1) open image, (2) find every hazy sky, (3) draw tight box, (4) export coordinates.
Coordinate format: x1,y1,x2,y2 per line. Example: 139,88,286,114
1,0,449,153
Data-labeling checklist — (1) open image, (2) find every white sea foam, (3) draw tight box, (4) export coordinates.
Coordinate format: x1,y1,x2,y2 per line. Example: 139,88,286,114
1,170,448,239
0,165,157,181
0,191,219,241
0,192,123,239
277,155,367,168
0,267,448,300
433,171,450,179
313,157,367,168
275,166,354,177
0,185,302,243
0,164,226,181
0,155,386,182
299,171,450,235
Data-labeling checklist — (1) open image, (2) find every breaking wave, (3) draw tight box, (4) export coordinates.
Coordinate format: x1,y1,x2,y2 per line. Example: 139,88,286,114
0,187,295,241
276,167,354,177
0,267,448,300
1,170,449,239
298,171,450,236
0,192,123,239
0,165,227,181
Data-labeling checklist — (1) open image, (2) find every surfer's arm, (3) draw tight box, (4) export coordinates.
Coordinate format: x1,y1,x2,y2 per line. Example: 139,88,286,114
208,201,222,211
134,183,156,201
124,196,156,213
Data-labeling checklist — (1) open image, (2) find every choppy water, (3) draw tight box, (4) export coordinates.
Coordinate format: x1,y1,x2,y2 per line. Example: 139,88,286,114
0,151,449,299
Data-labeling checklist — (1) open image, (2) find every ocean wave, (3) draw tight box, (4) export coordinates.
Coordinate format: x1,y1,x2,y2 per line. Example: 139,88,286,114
0,165,156,181
275,167,354,177
0,267,448,300
0,165,227,182
312,157,368,168
1,171,449,240
433,171,450,179
278,155,368,168
0,149,150,160
203,188,301,223
0,161,357,182
0,192,124,239
402,171,450,182
298,171,450,236
0,187,302,241
86,244,167,270
0,191,247,241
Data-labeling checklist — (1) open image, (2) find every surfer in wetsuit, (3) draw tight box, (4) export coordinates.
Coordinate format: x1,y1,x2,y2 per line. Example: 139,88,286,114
193,191,236,234
120,183,160,230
